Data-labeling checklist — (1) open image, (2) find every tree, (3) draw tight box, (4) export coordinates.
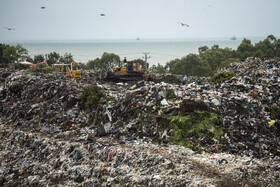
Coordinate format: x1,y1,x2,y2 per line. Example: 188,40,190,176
196,62,212,76
46,52,60,65
87,58,101,70
2,45,29,63
15,45,29,61
166,58,181,74
149,63,168,74
3,46,17,63
237,38,254,60
0,43,10,65
163,35,280,77
267,34,277,45
86,52,120,70
34,54,45,64
100,52,120,70
181,54,202,76
26,56,34,63
59,53,73,64
254,36,277,58
198,46,209,55
76,62,88,70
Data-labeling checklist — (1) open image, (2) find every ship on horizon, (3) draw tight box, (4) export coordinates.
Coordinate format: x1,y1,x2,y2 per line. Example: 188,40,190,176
231,36,237,40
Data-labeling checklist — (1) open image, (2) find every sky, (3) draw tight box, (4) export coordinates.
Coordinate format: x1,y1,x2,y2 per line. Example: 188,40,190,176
0,0,279,41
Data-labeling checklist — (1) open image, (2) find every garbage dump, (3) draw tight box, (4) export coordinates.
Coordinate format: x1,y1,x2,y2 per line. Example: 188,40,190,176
0,57,279,186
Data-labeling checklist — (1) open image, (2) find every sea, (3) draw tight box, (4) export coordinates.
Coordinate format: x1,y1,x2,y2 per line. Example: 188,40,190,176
3,37,265,66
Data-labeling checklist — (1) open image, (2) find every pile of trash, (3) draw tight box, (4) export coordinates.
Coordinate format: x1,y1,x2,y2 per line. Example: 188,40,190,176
1,123,279,186
0,68,13,84
217,57,280,80
0,57,280,185
149,74,182,84
210,58,280,158
0,70,92,133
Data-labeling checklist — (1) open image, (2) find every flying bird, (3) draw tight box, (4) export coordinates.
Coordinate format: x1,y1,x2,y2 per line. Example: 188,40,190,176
178,22,189,27
41,6,46,9
100,14,106,16
3,27,14,30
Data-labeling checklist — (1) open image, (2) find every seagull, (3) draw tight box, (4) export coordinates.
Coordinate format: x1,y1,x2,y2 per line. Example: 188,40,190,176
3,27,15,30
41,6,46,9
178,22,189,27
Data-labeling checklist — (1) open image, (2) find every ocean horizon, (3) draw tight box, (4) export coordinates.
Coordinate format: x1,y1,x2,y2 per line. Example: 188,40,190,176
1,37,267,66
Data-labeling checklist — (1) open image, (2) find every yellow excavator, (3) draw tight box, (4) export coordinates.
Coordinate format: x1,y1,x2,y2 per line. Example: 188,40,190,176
52,61,81,78
105,60,150,82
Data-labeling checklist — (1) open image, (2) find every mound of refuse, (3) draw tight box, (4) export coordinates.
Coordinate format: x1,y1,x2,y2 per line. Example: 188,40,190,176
217,57,280,83
0,57,280,186
2,123,280,186
149,74,182,84
1,58,280,158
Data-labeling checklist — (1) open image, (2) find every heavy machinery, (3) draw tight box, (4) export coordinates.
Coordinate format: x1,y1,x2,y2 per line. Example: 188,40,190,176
105,60,150,82
52,61,81,78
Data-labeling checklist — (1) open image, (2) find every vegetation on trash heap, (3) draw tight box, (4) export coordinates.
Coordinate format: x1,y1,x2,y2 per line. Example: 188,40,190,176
168,110,223,149
210,72,236,85
80,84,104,111
27,63,54,74
166,88,176,100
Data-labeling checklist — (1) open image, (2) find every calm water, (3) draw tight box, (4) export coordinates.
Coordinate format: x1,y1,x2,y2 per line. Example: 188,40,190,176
4,37,265,66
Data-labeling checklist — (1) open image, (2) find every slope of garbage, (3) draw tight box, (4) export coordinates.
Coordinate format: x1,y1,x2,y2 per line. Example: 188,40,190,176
0,57,280,186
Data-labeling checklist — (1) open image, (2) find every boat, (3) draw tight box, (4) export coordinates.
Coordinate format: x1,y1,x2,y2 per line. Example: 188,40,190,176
231,36,236,40
136,37,140,40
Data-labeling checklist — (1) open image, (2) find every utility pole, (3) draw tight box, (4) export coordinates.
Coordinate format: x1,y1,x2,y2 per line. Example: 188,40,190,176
142,52,150,71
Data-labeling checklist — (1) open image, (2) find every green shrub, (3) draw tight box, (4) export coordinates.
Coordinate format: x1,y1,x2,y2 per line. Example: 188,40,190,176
27,63,53,74
168,110,222,147
80,84,104,111
166,88,176,100
210,72,236,85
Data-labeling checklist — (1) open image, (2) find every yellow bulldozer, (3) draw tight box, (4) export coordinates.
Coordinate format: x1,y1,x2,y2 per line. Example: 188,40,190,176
52,61,81,78
105,60,150,82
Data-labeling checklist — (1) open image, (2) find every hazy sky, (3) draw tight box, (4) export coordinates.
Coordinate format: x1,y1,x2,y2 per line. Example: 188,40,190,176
0,0,279,41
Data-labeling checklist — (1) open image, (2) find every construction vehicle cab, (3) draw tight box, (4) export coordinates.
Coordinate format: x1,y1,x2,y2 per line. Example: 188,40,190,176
52,61,81,78
106,60,149,82
113,61,142,74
